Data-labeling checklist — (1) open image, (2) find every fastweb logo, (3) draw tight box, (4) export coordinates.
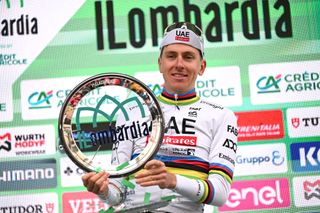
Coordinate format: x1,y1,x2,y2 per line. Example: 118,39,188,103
1,0,24,9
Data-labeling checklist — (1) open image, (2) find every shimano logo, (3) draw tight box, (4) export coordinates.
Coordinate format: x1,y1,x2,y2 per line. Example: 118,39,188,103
0,168,54,182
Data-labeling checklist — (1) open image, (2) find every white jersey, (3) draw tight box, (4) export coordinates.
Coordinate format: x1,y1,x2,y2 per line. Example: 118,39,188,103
105,89,238,213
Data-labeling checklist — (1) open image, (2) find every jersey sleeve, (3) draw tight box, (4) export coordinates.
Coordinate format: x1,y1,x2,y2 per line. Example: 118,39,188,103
174,108,238,206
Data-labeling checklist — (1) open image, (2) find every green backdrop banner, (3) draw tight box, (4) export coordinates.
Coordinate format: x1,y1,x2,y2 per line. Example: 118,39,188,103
0,0,319,212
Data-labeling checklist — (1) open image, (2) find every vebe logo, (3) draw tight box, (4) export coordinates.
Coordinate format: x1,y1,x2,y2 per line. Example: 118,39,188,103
234,143,287,177
0,133,11,151
0,159,57,191
28,90,53,109
287,107,320,138
291,141,320,173
219,178,290,211
293,175,320,207
256,74,281,93
62,191,109,213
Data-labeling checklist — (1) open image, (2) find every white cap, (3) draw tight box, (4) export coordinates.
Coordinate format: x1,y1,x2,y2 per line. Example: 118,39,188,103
160,24,204,57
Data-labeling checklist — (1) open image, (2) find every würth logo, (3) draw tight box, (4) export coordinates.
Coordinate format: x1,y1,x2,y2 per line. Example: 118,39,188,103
0,133,12,151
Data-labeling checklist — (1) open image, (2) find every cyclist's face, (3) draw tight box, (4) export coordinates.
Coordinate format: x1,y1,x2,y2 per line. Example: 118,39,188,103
158,43,206,94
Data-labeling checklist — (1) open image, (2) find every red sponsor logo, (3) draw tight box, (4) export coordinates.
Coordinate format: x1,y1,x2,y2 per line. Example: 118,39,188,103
15,140,45,148
162,135,197,146
146,135,197,146
0,133,11,141
175,36,190,42
46,203,55,213
235,110,284,142
291,117,300,128
62,191,109,213
219,178,290,211
303,179,320,200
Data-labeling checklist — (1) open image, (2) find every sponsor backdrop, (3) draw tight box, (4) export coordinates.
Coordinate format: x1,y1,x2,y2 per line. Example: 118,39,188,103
0,0,319,212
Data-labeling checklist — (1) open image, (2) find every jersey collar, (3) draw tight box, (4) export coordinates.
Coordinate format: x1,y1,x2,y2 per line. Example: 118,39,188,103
158,88,200,106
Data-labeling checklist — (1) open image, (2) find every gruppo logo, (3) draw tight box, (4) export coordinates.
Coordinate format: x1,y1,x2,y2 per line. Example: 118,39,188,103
219,178,290,211
256,74,281,93
291,142,320,172
249,60,320,105
234,143,287,177
293,175,320,207
28,90,53,109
